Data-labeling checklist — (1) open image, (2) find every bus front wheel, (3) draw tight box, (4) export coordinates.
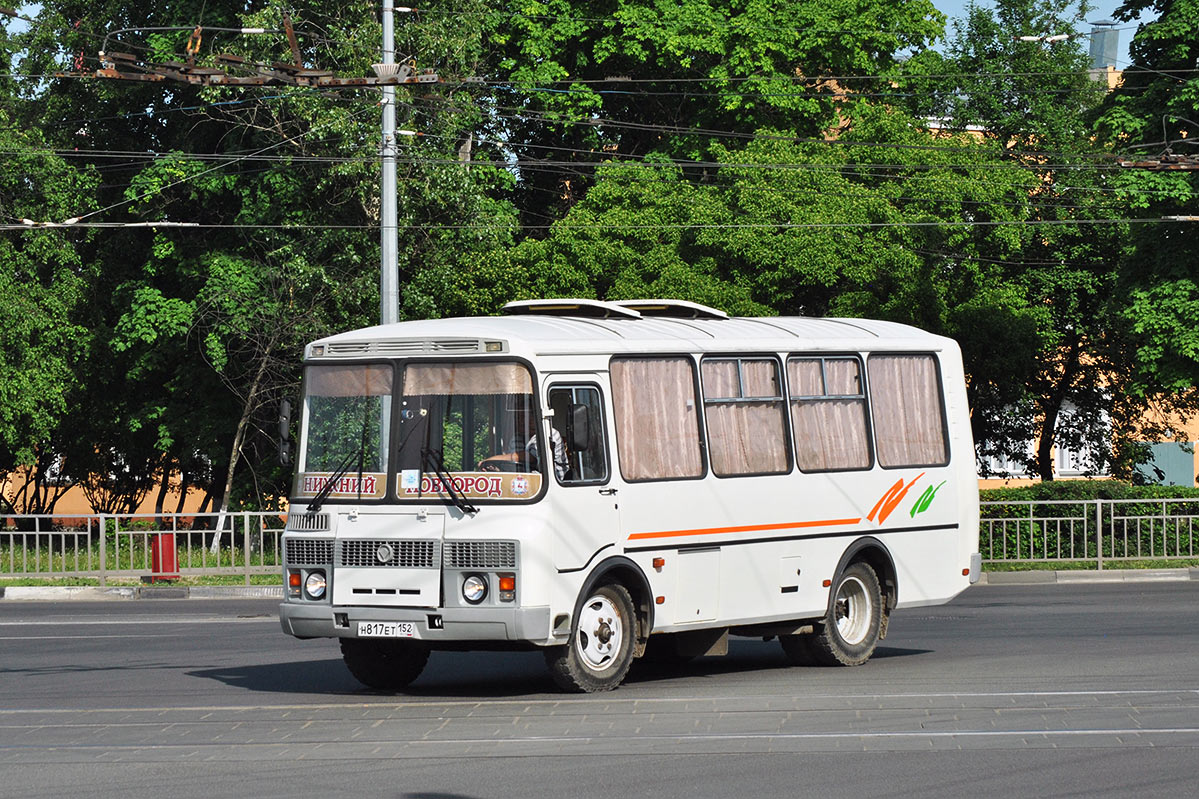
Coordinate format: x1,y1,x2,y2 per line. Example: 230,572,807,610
340,638,430,690
545,582,637,692
782,561,882,667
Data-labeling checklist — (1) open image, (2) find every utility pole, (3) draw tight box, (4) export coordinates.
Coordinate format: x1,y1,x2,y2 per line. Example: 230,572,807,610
378,6,400,326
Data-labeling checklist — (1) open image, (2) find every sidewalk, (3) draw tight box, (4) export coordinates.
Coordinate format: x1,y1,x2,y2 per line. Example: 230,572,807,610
2,568,1197,600
0,585,284,601
978,567,1199,585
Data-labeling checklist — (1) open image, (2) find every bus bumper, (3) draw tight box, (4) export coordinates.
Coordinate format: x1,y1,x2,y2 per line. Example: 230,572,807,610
968,552,982,584
279,601,553,644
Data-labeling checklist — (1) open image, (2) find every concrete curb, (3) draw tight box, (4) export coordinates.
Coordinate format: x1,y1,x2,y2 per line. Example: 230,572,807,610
977,567,1196,586
0,585,283,601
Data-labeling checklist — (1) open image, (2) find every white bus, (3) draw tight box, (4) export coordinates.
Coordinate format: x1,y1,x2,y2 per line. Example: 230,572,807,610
279,299,981,692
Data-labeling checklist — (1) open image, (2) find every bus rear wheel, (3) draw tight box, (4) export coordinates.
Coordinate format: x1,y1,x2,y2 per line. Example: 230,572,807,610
340,638,430,690
545,583,637,692
783,562,882,667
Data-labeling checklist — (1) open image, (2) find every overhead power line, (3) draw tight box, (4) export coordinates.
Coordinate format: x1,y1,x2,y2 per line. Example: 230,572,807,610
0,217,1171,233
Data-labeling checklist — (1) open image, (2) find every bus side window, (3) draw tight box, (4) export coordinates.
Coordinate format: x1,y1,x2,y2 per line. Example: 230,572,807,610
867,353,949,468
787,356,872,473
548,386,609,484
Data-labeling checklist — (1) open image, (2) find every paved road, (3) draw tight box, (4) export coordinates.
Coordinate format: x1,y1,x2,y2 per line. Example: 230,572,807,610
1,583,1196,798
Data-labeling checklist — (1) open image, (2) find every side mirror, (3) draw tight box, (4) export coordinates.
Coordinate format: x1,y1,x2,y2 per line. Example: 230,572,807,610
278,400,292,466
568,403,590,452
278,399,291,439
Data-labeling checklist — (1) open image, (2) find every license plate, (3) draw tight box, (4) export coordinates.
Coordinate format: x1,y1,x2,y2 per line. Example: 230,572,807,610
358,621,417,638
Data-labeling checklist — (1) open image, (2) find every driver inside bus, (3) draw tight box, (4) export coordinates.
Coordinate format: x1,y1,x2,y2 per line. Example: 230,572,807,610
479,406,568,479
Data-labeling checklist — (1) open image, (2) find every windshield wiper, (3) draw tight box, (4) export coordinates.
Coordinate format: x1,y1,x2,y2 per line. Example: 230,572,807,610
421,447,479,515
307,448,359,513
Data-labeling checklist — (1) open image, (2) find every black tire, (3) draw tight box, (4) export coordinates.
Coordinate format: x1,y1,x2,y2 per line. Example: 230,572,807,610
340,637,430,690
785,561,882,667
545,583,638,692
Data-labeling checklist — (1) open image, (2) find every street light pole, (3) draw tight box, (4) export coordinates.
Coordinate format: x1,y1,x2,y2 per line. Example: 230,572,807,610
379,6,399,325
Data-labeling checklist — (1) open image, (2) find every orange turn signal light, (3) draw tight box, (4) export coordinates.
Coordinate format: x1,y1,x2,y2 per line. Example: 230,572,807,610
655,596,665,605
289,572,302,588
822,579,832,588
652,557,665,569
498,575,516,592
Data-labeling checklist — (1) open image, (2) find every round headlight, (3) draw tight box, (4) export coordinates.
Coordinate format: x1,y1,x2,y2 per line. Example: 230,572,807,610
462,574,488,604
305,571,327,599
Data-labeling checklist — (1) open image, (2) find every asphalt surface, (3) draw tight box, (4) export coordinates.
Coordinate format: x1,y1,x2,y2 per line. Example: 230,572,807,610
0,582,1196,798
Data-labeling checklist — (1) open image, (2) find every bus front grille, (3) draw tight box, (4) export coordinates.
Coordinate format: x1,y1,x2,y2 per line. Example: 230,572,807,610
339,539,436,568
287,512,330,532
443,540,517,569
284,537,333,566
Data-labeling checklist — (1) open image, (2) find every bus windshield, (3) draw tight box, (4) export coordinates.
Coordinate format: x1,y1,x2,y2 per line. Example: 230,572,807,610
295,361,546,504
394,362,546,502
296,364,392,502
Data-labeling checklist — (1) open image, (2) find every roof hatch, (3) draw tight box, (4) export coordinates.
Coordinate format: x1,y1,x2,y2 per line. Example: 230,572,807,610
502,299,642,319
613,299,728,319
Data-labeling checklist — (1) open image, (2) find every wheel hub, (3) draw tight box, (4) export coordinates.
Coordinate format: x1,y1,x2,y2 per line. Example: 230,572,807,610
576,596,623,670
833,575,872,645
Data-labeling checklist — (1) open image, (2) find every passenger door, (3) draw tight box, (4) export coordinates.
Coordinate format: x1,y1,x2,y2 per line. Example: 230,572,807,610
544,378,622,572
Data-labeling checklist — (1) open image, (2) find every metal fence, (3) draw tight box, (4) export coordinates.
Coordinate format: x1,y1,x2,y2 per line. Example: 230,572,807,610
0,511,286,585
5,500,1198,581
980,498,1199,568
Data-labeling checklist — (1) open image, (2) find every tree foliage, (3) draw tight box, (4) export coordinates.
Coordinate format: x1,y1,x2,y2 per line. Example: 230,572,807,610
0,108,97,512
1096,0,1199,417
1,0,1195,511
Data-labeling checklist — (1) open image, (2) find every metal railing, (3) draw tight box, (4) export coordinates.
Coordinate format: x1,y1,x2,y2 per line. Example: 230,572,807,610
5,500,1198,580
0,511,286,585
980,498,1199,568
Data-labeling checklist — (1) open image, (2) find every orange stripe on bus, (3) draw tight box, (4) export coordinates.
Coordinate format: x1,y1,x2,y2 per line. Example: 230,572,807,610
627,517,862,541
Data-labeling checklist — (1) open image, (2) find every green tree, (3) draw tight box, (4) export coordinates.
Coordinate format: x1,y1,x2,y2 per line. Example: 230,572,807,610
1096,0,1199,437
9,0,514,517
488,0,944,224
913,0,1141,480
0,107,98,514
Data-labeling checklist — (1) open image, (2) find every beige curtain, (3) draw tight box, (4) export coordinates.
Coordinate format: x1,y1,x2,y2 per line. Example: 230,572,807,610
868,354,948,467
787,357,870,471
403,363,532,396
788,358,824,396
611,357,703,480
705,402,788,475
701,359,787,475
306,364,392,397
700,359,741,398
790,400,871,471
824,358,862,395
741,359,782,397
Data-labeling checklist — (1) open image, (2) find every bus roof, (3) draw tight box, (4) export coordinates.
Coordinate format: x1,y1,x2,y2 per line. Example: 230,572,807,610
307,309,955,360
